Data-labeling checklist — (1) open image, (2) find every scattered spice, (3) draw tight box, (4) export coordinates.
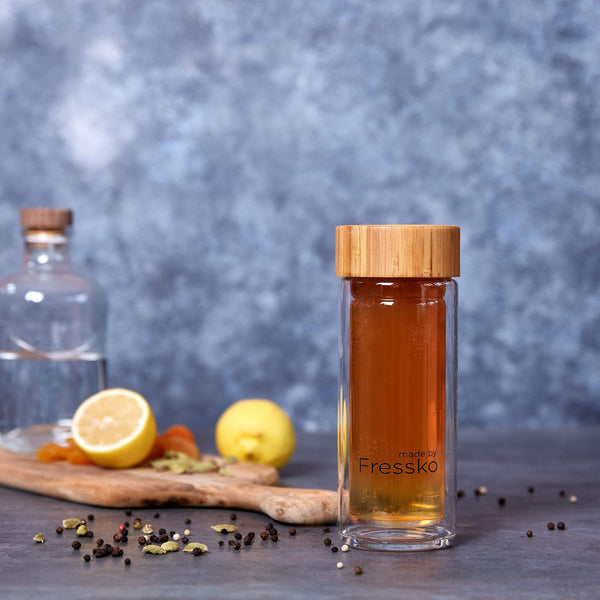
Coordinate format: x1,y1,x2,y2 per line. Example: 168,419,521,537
112,547,123,557
125,509,132,516
33,533,45,544
72,540,81,550
185,518,192,525
83,554,91,562
137,536,147,545
269,528,278,537
183,542,208,554
151,452,218,475
498,497,506,507
559,490,565,497
86,531,94,539
184,529,191,536
354,566,363,575
265,523,273,531
173,533,181,541
154,513,160,519
229,513,237,521
181,536,190,544
161,541,179,553
232,542,241,550
557,522,566,530
56,527,63,535
142,524,153,534
96,539,104,547
475,486,487,496
457,490,465,498
323,527,331,533
63,518,83,529
324,538,332,547
160,533,169,543
569,495,578,504
243,533,254,546
158,528,166,535
288,528,297,536
336,562,344,569
260,532,269,540
150,535,159,543
143,544,166,555
528,487,535,494
76,525,88,537
331,547,339,553
211,524,237,533
341,544,349,552
271,535,279,542
218,540,224,547
547,522,555,530
124,558,131,566
526,530,533,537
113,534,123,543
234,532,242,540
120,525,129,534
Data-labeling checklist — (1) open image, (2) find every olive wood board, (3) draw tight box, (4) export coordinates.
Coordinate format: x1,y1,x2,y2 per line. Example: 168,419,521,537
0,447,337,524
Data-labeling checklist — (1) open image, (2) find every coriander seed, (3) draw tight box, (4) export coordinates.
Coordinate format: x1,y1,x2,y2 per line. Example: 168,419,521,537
336,562,344,569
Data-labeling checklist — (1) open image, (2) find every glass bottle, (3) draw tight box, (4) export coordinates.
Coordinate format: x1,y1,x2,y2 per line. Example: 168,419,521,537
0,208,107,453
337,225,459,551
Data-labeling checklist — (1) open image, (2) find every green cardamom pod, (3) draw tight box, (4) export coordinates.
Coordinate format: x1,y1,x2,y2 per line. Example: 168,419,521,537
76,524,88,536
183,542,208,554
210,524,237,533
160,541,180,552
143,544,166,555
142,524,153,534
62,518,82,529
33,533,45,543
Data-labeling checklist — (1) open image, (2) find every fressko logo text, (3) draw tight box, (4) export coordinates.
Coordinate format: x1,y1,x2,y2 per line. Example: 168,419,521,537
358,449,439,476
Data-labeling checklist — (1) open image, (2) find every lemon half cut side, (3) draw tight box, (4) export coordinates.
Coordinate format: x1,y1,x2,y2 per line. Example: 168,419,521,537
72,388,157,468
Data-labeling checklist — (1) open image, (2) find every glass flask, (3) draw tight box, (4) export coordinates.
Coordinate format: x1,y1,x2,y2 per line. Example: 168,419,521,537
337,225,459,551
0,208,107,452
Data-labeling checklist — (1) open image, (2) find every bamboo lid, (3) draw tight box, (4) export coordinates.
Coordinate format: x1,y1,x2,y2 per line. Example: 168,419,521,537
336,225,460,278
21,208,73,230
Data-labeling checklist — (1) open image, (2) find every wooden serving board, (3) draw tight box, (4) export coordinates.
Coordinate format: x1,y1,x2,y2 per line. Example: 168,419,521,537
0,447,337,524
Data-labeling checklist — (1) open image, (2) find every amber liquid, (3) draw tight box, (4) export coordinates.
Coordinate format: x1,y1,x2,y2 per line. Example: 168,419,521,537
348,278,447,527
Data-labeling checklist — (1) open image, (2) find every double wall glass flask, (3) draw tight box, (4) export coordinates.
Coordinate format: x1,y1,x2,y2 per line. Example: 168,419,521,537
337,225,460,551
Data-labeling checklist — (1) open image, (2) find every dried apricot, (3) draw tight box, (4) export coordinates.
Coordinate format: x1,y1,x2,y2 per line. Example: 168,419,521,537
36,442,69,462
162,425,196,443
67,446,94,465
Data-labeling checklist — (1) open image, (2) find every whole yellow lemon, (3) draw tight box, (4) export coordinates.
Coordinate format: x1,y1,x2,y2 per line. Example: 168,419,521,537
215,399,296,469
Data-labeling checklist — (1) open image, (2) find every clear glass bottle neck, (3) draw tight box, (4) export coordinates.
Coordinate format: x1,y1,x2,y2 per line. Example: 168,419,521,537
22,229,71,269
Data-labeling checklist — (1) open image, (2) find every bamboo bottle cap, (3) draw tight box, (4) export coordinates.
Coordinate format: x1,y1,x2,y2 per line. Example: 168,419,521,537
335,225,460,278
20,208,73,230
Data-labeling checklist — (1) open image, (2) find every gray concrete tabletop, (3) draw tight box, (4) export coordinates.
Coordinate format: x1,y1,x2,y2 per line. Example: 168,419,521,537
0,429,598,600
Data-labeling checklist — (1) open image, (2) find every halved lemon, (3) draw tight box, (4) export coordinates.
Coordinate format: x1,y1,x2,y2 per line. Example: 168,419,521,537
72,388,157,468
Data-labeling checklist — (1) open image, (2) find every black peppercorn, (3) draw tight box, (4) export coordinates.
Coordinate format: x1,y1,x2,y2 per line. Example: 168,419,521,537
158,528,166,535
218,540,224,546
124,558,131,566
86,531,94,538
159,533,169,543
192,547,201,556
498,497,506,506
229,513,237,521
185,518,192,525
457,490,465,498
154,512,160,518
323,527,331,533
56,527,63,535
87,514,94,521
220,528,228,534
232,542,241,550
289,528,297,536
72,540,81,550
125,509,132,516
557,522,566,530
243,534,253,546
265,523,273,531
112,547,123,557
120,527,129,536
181,536,189,544
96,538,104,547
354,566,363,575
234,532,242,540
113,533,122,542
269,528,278,537
559,490,565,497
169,531,176,538
138,536,146,545
528,487,535,494
331,547,339,553
150,535,159,543
271,535,279,542
547,522,555,530
83,554,91,562
324,538,332,547
260,531,269,540
526,530,533,537
123,521,130,528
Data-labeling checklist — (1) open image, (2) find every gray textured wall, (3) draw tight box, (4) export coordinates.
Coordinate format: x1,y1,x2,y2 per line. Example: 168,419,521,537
0,1,599,431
